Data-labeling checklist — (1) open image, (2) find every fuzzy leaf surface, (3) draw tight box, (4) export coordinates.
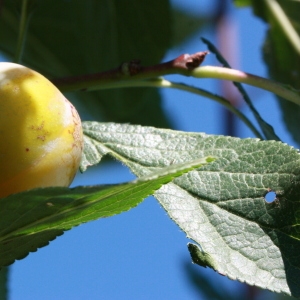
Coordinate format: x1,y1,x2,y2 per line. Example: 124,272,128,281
82,121,300,297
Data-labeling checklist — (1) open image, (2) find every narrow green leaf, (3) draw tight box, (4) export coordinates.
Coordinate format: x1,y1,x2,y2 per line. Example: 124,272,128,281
81,121,300,297
0,156,210,267
249,0,300,144
263,1,300,145
201,37,280,141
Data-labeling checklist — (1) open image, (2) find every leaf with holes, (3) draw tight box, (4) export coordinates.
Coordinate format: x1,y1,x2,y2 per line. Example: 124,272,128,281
82,121,300,298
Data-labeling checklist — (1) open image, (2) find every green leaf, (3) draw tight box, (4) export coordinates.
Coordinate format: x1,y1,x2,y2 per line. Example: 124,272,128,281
0,0,172,127
233,0,251,7
0,267,8,300
248,0,300,144
170,9,208,47
82,121,300,297
0,157,210,267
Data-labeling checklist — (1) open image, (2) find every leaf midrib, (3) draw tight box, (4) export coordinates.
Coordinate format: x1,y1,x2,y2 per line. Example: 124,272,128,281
0,182,152,242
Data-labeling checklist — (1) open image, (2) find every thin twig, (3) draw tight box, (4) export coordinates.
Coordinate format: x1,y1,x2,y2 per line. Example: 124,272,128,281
52,52,209,91
191,66,300,106
52,51,300,106
264,0,300,56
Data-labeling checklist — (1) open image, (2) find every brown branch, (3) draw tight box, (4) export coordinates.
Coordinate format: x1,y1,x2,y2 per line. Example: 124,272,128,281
52,51,209,92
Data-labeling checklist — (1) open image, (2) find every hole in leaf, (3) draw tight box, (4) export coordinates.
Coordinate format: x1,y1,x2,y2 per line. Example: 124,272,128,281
265,191,276,203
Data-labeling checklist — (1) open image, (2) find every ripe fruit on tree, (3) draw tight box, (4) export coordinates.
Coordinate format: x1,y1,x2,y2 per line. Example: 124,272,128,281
0,62,83,198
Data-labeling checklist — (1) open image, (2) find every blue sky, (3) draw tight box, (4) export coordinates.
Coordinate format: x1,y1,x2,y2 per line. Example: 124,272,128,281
8,1,293,299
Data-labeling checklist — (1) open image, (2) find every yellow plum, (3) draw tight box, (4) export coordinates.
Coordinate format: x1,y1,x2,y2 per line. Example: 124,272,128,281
0,62,83,198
